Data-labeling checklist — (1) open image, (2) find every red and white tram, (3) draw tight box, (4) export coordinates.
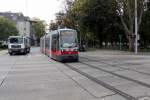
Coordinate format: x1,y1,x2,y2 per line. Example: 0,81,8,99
40,28,79,62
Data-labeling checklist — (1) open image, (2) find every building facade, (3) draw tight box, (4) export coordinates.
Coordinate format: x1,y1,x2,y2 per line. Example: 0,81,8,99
0,12,31,38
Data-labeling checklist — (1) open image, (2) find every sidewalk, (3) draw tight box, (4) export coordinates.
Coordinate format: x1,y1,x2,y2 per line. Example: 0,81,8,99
0,47,100,100
0,49,7,55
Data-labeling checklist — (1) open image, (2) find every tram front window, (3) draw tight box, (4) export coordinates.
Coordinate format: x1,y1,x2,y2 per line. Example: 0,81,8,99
60,31,77,48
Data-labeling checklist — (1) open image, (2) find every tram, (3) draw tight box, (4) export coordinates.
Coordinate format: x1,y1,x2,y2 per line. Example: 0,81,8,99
40,28,79,62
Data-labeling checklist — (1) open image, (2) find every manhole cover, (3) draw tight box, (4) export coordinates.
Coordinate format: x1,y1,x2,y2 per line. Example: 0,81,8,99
138,96,150,100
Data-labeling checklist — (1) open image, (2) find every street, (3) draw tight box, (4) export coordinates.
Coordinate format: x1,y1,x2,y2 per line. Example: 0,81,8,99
0,47,150,100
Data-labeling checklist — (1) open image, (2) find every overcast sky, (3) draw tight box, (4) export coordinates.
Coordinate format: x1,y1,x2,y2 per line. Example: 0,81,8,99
0,0,64,23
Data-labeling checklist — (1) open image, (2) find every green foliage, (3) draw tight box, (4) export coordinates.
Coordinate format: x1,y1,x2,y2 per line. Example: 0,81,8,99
32,20,46,43
139,9,150,48
0,16,18,40
71,0,125,47
49,21,59,30
51,0,150,50
116,0,145,51
53,0,125,47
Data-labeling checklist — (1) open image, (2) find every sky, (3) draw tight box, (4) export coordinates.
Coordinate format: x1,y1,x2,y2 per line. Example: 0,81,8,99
0,0,64,23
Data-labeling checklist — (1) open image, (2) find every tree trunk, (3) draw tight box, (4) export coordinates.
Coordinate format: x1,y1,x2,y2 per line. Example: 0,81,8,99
128,36,135,51
99,39,103,48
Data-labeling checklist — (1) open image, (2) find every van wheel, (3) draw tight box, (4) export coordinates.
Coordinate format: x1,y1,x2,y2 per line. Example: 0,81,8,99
25,50,27,55
27,49,30,53
23,50,27,55
28,48,30,53
74,59,79,62
9,52,13,55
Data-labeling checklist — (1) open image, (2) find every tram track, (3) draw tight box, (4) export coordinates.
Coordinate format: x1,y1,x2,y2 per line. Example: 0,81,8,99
80,56,150,78
79,61,150,89
63,56,150,100
79,56,150,90
64,63,138,100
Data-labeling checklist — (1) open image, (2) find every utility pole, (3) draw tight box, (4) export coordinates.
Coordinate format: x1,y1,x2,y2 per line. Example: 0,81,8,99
135,0,138,54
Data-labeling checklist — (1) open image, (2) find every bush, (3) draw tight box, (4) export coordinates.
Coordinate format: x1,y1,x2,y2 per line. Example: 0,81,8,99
0,43,7,49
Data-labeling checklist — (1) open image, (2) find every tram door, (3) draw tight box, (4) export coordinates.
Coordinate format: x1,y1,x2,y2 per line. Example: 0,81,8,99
51,33,59,59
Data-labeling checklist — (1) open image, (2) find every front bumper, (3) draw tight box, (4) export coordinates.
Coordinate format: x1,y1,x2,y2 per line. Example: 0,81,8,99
8,48,25,53
59,54,79,61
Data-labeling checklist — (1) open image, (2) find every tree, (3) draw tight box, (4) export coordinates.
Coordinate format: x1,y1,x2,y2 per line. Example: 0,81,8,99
52,0,150,50
116,0,146,51
139,5,150,48
0,16,18,40
49,20,58,31
71,0,124,47
51,10,76,29
51,0,124,48
32,19,46,44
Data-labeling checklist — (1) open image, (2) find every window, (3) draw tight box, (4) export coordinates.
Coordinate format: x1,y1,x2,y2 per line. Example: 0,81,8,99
9,38,23,44
60,30,77,48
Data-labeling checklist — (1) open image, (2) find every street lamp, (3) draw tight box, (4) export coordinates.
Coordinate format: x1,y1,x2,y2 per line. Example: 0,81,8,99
135,0,138,54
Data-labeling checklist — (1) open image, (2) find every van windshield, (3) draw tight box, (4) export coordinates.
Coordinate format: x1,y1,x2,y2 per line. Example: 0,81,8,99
9,38,23,44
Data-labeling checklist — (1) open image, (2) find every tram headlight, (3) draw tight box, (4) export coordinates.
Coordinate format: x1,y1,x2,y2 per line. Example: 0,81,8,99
61,49,66,52
73,49,78,51
73,47,78,51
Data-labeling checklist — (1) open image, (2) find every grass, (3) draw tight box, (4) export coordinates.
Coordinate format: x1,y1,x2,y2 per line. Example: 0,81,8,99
86,48,98,51
139,48,150,52
86,46,150,53
0,47,7,51
0,48,5,51
87,46,129,51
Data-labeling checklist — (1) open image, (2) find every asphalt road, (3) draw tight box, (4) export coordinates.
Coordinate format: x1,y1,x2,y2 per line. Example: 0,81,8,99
0,47,150,100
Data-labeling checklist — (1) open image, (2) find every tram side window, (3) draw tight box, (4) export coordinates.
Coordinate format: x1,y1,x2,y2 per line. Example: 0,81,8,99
52,34,59,51
52,36,56,51
45,38,49,48
52,39,56,50
56,34,59,50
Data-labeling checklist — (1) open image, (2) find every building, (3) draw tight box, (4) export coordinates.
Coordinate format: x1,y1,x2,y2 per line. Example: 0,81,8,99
16,17,31,37
0,12,31,37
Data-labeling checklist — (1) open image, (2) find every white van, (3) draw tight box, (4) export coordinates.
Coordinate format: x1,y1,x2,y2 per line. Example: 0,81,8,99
8,36,30,55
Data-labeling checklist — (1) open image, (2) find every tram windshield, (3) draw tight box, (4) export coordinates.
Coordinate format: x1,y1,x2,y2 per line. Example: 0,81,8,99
60,30,78,48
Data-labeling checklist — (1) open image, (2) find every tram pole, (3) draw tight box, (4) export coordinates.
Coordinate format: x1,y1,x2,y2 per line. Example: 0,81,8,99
135,0,138,54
